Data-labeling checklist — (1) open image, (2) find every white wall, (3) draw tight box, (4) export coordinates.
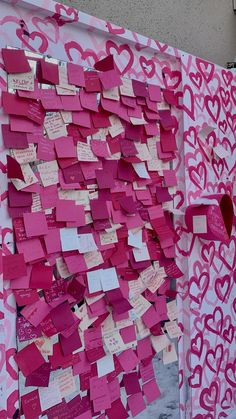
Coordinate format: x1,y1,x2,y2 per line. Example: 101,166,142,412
60,0,236,67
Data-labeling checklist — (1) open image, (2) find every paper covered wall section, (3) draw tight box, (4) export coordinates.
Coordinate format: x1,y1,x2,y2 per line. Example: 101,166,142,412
1,48,183,418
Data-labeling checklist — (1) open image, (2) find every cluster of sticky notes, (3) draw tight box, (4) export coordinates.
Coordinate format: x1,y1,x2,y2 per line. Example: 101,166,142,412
2,48,183,418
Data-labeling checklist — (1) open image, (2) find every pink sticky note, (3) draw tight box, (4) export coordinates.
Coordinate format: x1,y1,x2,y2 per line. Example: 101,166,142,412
90,199,109,220
91,140,110,158
44,228,62,254
40,89,62,110
67,63,85,87
3,253,26,280
8,183,32,208
119,325,136,344
56,199,78,222
163,169,177,187
80,90,98,112
132,79,148,97
16,238,45,263
55,137,76,158
148,84,161,102
22,299,51,327
61,93,82,111
15,342,45,377
37,137,56,161
90,376,109,400
137,337,153,360
72,110,92,128
118,349,139,372
2,48,31,73
30,263,53,289
99,69,122,90
143,379,161,403
127,392,146,417
140,361,155,383
23,212,48,237
94,55,116,72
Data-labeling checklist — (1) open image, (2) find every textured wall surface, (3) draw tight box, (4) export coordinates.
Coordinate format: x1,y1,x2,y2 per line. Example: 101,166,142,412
60,0,236,66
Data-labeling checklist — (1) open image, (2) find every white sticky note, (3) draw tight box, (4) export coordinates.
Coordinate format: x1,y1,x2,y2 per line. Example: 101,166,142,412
133,244,150,262
87,269,103,294
193,215,207,234
60,228,79,251
39,380,62,411
128,230,143,249
101,267,119,292
132,162,150,179
97,354,115,377
78,233,97,253
162,342,178,365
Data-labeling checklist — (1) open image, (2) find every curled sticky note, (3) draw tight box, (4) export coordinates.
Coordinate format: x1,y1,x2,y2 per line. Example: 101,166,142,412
185,194,233,241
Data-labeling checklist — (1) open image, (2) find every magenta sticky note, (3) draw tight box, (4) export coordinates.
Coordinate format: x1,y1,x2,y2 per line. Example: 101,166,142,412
1,124,28,149
3,253,27,280
99,69,122,90
91,140,110,158
148,84,161,102
119,325,136,344
8,183,32,208
30,263,53,290
40,59,59,85
123,372,141,395
37,137,56,161
25,362,51,387
56,199,78,222
51,301,75,332
90,199,109,220
2,48,31,74
15,342,45,377
60,329,82,356
7,155,24,180
106,399,128,419
132,79,148,97
40,89,62,110
21,390,41,418
80,89,98,112
23,212,48,238
14,288,39,306
72,110,92,128
55,137,76,158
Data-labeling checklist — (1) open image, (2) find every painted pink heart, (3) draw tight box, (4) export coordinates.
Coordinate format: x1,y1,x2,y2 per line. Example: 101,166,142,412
212,158,224,180
174,190,185,209
222,69,233,87
191,332,204,357
32,16,59,44
205,95,221,123
226,111,236,133
184,126,198,148
219,237,236,271
189,272,210,305
218,120,228,134
219,87,230,108
205,306,224,335
162,66,182,89
221,388,233,409
225,361,236,388
182,85,195,120
233,298,236,314
189,162,207,190
106,40,134,75
139,56,155,78
205,344,223,374
175,226,195,257
206,131,217,148
54,4,78,25
215,275,231,302
189,71,203,89
106,22,125,34
223,323,234,344
201,242,215,266
154,39,169,53
64,41,99,66
196,58,215,83
200,381,219,411
231,85,236,105
188,365,202,388
16,29,48,53
195,93,205,111
179,369,184,389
